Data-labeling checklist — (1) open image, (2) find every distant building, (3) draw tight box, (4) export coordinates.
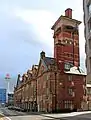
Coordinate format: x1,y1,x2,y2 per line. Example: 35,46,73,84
83,0,91,80
0,89,6,104
83,0,91,110
8,93,14,106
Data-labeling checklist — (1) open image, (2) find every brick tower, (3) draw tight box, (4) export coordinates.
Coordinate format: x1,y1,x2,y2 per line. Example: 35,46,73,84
51,8,81,71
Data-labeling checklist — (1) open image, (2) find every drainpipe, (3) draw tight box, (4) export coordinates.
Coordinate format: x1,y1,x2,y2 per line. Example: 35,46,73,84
55,72,57,112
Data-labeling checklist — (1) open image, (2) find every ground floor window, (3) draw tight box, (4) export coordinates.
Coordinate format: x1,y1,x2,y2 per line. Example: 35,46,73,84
64,101,73,109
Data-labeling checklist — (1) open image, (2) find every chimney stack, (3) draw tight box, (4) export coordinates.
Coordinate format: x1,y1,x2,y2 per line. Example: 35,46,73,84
65,8,72,19
40,51,45,59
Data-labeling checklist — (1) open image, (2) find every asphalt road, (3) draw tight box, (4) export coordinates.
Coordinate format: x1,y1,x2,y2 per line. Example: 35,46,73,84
0,107,54,120
0,107,91,120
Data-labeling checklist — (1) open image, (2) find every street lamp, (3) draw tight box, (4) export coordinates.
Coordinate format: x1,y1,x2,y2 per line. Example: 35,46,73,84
55,72,57,112
54,72,63,112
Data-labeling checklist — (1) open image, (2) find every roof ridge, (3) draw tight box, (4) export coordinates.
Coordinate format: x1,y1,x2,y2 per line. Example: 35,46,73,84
45,57,54,59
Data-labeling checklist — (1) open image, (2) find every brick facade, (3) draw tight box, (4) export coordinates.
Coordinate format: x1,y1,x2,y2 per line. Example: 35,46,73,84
14,8,87,112
14,65,38,111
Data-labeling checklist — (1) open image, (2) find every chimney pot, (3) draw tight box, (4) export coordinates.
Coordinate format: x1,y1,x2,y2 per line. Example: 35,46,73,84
65,8,72,18
40,51,45,59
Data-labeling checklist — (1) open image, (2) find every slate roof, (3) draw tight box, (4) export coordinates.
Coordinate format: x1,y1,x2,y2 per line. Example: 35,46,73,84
43,57,56,66
65,66,86,75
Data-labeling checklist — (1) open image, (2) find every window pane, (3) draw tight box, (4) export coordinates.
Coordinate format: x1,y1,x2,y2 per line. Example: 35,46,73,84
89,57,91,72
89,39,91,49
68,88,73,95
64,63,70,70
68,76,72,81
88,18,91,33
88,4,91,14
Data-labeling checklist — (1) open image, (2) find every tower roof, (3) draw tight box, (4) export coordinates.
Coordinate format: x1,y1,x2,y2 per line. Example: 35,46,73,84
51,15,81,30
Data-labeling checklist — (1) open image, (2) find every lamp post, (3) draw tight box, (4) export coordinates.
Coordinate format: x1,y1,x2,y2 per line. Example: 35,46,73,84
55,72,57,112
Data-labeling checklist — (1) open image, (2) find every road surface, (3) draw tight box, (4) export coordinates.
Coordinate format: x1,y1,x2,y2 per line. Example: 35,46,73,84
0,107,53,120
0,107,91,120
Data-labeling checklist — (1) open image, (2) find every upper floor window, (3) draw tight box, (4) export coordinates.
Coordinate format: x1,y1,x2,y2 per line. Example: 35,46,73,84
69,41,72,44
88,3,91,15
68,75,72,81
68,88,73,96
64,62,73,71
89,39,91,49
88,18,91,33
64,63,70,70
87,88,91,94
89,57,91,72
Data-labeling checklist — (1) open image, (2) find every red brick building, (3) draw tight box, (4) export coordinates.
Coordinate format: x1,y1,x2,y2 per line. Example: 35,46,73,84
37,8,86,112
14,65,38,111
14,8,86,112
37,52,86,112
53,8,81,70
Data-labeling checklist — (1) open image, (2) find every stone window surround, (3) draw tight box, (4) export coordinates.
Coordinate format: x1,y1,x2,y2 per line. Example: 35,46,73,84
62,39,79,46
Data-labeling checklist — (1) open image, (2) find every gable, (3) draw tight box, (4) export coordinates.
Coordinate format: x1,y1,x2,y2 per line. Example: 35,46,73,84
32,65,38,77
37,59,48,76
16,78,21,87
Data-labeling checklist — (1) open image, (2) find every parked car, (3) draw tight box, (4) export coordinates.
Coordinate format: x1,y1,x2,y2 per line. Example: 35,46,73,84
8,106,15,110
8,106,26,112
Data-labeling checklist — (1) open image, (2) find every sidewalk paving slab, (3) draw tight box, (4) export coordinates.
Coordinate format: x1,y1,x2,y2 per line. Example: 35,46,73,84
41,111,91,119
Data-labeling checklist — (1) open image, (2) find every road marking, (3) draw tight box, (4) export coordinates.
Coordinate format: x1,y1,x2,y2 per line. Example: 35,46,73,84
5,117,11,120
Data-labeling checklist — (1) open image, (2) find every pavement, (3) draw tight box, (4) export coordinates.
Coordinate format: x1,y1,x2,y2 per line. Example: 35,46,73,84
42,111,91,119
0,107,91,120
42,111,91,120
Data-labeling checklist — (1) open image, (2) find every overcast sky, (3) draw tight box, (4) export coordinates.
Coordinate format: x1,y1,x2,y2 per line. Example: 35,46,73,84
0,0,85,92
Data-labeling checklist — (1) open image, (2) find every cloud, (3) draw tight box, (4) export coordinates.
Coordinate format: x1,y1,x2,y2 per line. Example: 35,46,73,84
15,9,55,49
0,0,86,91
14,8,86,70
0,6,52,91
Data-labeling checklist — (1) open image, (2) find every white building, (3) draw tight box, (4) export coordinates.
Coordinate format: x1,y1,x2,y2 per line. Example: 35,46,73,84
83,0,91,110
